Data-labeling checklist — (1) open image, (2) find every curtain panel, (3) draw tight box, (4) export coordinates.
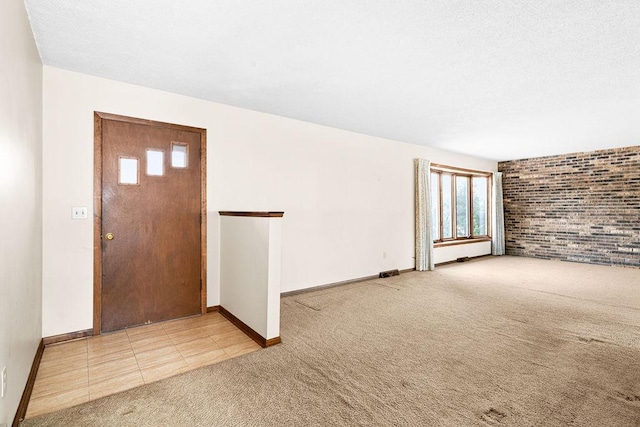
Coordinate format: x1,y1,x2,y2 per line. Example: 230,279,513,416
414,159,434,271
492,171,506,255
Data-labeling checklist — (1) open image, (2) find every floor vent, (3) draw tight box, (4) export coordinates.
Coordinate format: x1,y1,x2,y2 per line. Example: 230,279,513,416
456,257,470,263
379,269,400,278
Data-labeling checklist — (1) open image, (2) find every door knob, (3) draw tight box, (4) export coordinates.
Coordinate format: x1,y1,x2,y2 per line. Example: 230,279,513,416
104,232,115,240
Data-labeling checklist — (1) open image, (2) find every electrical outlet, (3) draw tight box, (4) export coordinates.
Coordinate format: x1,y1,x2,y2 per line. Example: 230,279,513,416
1,366,6,398
72,206,88,219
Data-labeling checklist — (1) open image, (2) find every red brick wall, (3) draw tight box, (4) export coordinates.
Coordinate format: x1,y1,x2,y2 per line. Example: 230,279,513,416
498,146,640,267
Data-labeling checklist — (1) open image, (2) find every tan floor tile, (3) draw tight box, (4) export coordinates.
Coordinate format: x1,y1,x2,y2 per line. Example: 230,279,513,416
89,354,140,385
201,321,239,337
41,342,86,360
88,341,134,365
162,316,206,334
140,359,189,384
87,332,129,351
199,312,228,325
89,370,145,401
175,336,221,358
134,345,184,370
223,341,261,358
44,339,88,356
88,335,131,350
130,335,174,353
198,314,223,326
26,387,89,418
184,348,231,369
31,368,88,400
207,318,238,329
211,330,254,347
26,313,265,419
126,323,167,344
167,326,211,345
38,352,87,378
88,330,129,346
211,327,250,338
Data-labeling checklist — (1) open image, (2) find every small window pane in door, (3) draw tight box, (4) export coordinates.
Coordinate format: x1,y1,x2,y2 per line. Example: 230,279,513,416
118,157,139,185
171,143,188,168
146,149,164,176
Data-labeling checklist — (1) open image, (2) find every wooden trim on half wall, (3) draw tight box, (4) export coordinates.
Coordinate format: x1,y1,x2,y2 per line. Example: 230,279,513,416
93,112,207,335
265,337,282,347
218,306,281,348
12,339,44,427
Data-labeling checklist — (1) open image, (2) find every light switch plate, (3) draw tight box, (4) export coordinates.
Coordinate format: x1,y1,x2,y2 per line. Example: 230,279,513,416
72,206,88,219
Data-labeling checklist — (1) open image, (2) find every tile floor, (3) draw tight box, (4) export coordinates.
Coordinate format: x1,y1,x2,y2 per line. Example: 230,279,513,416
26,311,261,419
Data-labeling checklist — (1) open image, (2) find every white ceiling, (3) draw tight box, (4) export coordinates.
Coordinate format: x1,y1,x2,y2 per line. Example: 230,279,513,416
25,0,640,161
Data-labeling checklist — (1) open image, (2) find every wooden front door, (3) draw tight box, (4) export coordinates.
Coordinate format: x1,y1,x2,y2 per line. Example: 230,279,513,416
94,112,206,333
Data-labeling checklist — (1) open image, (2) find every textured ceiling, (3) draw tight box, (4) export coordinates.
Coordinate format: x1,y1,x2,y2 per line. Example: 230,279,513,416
25,0,640,161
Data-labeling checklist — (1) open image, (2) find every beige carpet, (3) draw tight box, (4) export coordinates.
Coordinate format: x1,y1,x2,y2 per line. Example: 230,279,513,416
22,256,640,426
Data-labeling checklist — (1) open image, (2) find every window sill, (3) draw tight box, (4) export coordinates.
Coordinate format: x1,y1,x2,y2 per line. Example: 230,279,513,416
434,237,491,248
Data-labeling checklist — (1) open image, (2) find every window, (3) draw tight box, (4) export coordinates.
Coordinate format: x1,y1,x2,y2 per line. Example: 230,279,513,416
430,172,440,240
430,165,491,244
441,174,453,238
456,176,470,237
146,149,165,176
472,176,488,236
118,156,139,185
171,143,188,168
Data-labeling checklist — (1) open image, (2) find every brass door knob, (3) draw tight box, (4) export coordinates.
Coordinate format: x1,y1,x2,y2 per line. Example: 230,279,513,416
104,232,115,240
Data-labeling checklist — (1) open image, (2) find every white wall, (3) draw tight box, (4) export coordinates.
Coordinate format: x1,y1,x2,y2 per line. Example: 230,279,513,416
42,66,496,337
220,216,282,340
0,1,43,424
